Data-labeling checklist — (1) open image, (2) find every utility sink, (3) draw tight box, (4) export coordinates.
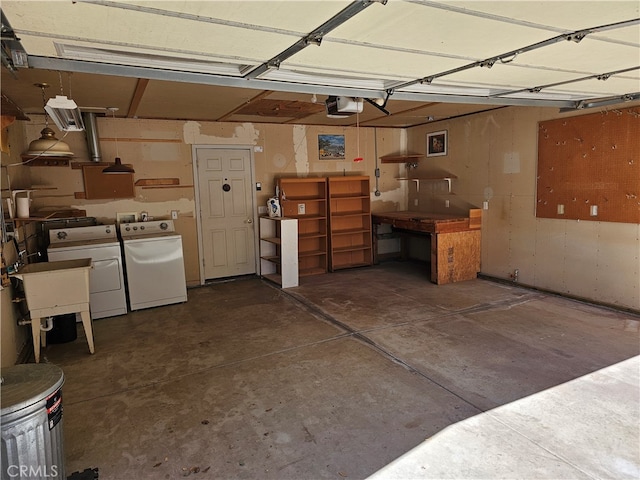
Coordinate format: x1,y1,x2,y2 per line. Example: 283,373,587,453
13,258,92,314
12,258,95,363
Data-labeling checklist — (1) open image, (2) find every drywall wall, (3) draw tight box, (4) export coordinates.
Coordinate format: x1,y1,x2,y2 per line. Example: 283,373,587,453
8,116,404,286
1,121,29,367
0,286,26,367
407,103,640,312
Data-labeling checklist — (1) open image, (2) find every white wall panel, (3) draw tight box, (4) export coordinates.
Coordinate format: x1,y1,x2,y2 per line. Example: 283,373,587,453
533,219,568,293
562,220,599,299
408,105,640,311
592,223,640,308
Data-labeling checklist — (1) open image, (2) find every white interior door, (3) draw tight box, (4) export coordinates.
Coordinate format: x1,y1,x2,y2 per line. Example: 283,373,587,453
196,147,256,280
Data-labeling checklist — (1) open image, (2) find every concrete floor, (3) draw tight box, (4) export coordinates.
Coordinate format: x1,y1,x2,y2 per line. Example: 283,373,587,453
40,261,639,480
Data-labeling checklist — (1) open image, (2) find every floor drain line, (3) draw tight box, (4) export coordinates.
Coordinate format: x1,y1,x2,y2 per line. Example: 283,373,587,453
280,286,485,413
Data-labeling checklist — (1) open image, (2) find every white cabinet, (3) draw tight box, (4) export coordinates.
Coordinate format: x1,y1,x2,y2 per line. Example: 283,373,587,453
259,216,299,288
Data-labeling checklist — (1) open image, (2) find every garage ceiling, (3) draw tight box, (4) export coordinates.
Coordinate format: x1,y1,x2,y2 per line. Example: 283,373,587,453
1,1,639,128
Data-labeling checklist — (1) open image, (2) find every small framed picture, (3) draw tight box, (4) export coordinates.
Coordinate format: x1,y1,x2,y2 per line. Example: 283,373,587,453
427,130,447,157
318,134,345,160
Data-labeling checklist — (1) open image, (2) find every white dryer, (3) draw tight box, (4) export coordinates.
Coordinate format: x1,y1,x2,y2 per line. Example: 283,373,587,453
47,224,127,319
120,220,187,311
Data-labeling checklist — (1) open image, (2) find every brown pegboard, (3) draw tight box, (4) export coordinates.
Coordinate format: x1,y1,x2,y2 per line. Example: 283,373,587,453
537,108,640,224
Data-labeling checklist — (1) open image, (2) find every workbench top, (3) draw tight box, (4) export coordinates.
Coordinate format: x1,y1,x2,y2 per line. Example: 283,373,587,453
372,210,481,234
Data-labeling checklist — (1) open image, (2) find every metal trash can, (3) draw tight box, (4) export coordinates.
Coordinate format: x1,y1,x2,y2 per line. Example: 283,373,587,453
1,364,65,480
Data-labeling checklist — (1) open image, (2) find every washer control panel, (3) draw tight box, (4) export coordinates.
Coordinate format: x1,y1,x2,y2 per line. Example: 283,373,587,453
121,220,175,237
49,225,117,244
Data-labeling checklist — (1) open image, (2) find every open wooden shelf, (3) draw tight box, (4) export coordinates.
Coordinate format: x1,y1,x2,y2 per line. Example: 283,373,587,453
21,155,72,167
380,153,423,163
395,174,458,180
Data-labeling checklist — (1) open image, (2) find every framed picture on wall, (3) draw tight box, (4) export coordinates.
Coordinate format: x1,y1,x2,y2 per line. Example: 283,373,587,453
427,130,447,157
318,134,345,160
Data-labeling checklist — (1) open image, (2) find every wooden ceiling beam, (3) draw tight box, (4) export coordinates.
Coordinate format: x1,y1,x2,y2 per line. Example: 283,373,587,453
127,78,149,118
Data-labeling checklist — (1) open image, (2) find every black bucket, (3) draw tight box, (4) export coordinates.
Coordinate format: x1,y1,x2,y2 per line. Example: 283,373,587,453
46,314,78,344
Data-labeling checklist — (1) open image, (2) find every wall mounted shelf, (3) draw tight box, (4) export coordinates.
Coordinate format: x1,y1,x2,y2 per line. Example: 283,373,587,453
137,185,193,190
134,178,192,189
380,153,423,164
395,175,457,192
135,178,179,186
71,162,111,169
21,155,71,167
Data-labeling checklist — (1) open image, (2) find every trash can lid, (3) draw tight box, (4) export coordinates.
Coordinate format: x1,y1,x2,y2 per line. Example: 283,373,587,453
1,364,64,415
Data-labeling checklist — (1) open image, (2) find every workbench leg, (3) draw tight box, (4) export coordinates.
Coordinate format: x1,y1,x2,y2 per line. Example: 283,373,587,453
80,310,95,355
430,234,438,284
372,224,378,264
31,317,41,363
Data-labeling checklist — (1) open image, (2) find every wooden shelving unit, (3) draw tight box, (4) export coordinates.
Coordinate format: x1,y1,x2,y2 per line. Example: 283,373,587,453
277,177,328,277
259,216,298,288
327,176,373,271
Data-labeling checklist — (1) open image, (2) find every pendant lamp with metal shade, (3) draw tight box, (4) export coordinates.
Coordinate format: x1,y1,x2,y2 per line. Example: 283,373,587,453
25,83,74,157
102,107,135,174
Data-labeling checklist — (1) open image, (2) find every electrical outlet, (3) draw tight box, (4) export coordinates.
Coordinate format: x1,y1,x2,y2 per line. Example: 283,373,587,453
445,200,450,208
557,204,565,215
297,203,306,215
171,210,178,220
483,201,489,210
590,205,598,216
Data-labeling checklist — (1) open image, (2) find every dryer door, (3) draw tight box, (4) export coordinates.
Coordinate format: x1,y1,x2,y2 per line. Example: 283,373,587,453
91,258,123,293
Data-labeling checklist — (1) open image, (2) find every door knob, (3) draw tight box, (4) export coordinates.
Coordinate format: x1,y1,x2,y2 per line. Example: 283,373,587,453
246,218,253,224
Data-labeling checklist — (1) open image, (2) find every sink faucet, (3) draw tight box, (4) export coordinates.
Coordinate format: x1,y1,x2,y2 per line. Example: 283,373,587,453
16,250,42,269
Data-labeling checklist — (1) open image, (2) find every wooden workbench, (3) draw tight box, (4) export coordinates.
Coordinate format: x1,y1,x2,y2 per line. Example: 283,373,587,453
372,210,481,284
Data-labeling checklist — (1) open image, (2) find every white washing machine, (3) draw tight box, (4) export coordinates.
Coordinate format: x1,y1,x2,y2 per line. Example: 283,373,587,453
47,224,127,319
120,220,187,311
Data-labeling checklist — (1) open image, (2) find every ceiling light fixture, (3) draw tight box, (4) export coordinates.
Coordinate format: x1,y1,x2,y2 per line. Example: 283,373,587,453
25,83,73,157
45,95,84,131
102,107,135,174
